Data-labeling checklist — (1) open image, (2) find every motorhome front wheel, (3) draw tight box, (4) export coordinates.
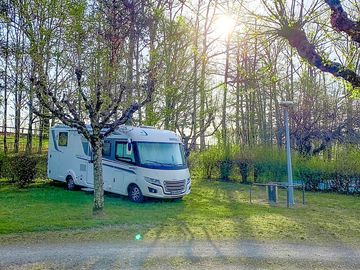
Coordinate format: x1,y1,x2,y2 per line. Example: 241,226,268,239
129,184,144,203
66,176,75,191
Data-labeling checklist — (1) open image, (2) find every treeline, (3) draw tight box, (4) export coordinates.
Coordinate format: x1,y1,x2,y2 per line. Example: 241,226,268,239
0,0,359,156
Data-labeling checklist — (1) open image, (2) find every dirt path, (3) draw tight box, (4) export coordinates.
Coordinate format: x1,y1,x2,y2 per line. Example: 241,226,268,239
1,240,360,270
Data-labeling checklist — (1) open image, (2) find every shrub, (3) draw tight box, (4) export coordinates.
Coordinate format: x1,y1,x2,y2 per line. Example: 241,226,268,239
195,146,223,179
218,144,239,181
252,146,287,182
219,158,232,181
35,155,48,179
190,144,360,194
188,151,203,178
0,153,12,178
297,157,331,191
233,147,254,183
296,147,360,193
0,152,6,177
329,148,360,193
9,155,38,187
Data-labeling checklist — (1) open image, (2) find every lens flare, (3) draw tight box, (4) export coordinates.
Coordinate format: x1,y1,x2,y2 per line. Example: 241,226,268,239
214,14,236,38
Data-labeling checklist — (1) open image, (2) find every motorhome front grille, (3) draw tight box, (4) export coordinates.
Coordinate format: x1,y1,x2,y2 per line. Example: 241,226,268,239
164,180,185,193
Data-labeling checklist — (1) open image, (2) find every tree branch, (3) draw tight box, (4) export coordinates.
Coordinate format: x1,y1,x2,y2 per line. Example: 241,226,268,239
102,102,140,138
278,25,360,88
325,0,360,44
32,79,91,141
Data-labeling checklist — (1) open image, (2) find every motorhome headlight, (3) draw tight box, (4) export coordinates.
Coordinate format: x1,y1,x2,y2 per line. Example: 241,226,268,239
187,178,191,185
144,177,161,186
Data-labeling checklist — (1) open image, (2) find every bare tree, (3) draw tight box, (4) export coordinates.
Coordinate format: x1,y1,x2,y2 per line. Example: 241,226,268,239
6,0,157,213
259,0,360,89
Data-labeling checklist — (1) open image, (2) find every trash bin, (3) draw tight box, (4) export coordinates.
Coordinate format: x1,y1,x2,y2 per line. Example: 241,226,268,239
267,184,278,203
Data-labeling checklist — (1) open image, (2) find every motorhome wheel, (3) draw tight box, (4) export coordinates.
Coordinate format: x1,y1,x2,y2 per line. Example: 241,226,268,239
66,176,75,191
129,184,144,203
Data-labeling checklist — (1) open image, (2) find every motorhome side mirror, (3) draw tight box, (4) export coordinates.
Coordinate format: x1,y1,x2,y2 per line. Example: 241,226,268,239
126,139,132,154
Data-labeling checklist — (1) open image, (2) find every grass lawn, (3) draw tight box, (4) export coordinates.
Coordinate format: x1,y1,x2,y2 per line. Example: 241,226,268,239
0,178,359,245
0,134,48,153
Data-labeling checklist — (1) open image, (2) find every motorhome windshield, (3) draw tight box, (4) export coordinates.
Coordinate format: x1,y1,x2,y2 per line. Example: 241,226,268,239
136,142,186,169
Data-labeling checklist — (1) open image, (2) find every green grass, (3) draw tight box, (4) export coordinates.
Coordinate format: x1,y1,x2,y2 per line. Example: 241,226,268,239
0,134,48,153
0,178,359,245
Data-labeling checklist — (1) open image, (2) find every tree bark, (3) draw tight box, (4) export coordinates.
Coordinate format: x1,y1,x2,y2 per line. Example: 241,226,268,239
26,65,35,154
222,37,231,145
92,138,104,214
14,51,20,153
3,9,9,154
279,25,360,88
325,0,360,44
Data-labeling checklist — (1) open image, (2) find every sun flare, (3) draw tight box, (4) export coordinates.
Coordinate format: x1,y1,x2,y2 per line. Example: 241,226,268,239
214,14,236,38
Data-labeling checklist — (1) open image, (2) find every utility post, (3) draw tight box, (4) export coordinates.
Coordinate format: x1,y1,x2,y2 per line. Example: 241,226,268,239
280,100,295,206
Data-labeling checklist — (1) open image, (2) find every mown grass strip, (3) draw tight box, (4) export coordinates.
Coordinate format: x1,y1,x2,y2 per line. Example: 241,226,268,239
0,179,359,245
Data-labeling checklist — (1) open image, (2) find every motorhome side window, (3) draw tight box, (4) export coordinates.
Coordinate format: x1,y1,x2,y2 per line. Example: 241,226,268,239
58,132,68,147
115,142,135,163
102,141,111,156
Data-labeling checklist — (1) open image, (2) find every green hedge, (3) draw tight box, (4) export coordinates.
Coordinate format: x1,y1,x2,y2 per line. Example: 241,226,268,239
190,145,360,193
0,154,47,187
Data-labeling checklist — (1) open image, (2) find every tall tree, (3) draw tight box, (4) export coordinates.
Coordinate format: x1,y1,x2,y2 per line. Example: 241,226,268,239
5,0,157,213
1,0,10,153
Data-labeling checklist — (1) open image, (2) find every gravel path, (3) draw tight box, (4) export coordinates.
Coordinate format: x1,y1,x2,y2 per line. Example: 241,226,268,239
1,240,360,269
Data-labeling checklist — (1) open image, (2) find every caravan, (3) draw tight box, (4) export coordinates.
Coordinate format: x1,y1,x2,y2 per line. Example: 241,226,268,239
48,125,191,202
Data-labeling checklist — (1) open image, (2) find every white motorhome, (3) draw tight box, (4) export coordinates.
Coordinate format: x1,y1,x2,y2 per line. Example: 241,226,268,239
48,125,191,202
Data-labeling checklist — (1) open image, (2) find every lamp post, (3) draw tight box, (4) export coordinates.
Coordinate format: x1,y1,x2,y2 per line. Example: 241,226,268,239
279,100,295,206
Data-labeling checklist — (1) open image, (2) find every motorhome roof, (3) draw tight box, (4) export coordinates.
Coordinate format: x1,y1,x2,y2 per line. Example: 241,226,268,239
52,125,182,143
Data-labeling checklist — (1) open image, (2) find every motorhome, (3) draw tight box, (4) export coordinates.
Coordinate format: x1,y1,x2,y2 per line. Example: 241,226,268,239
48,125,191,202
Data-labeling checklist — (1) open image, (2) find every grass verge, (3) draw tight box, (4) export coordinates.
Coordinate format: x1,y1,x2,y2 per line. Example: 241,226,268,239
0,178,359,245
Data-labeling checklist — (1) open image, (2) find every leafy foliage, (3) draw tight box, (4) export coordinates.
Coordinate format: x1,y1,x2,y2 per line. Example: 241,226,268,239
198,146,223,179
233,147,254,184
191,145,360,193
9,155,38,188
0,154,47,188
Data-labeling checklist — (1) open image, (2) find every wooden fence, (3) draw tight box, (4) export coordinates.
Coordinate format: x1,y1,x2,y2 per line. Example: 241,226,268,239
0,126,48,154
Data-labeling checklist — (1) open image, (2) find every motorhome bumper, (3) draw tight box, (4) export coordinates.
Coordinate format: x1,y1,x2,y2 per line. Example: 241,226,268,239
144,183,190,198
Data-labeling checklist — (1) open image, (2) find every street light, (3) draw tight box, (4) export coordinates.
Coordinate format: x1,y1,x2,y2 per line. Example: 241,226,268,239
279,100,295,206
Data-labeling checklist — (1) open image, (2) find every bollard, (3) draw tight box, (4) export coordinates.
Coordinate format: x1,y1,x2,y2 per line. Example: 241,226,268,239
249,184,252,204
267,183,277,204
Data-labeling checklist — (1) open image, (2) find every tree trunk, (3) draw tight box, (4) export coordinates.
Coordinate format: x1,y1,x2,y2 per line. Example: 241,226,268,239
191,2,200,148
92,138,104,214
14,55,20,153
199,0,213,150
38,113,45,154
26,63,36,154
222,38,231,145
145,14,157,126
235,42,241,144
135,36,142,124
3,13,9,154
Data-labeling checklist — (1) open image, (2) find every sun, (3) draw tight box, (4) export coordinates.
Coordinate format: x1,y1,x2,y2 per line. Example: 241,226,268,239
214,14,236,39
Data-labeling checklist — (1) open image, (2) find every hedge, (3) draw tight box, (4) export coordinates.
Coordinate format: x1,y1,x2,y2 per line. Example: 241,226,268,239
189,145,360,194
0,154,47,187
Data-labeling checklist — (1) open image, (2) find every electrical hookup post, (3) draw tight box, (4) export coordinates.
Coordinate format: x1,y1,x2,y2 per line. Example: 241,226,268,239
249,182,305,207
280,101,295,207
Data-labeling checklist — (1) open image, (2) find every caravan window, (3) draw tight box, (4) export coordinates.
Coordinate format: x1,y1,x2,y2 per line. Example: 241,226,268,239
115,142,135,163
58,132,68,147
102,141,111,156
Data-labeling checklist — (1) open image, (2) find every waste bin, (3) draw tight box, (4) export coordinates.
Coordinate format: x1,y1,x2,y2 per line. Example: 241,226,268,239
267,184,278,203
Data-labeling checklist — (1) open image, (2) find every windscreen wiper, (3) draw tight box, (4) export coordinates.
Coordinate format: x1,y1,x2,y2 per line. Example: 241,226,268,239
144,160,183,166
144,160,165,166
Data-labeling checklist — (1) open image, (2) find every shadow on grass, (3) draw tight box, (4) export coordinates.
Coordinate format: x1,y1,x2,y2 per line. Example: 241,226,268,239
1,178,360,247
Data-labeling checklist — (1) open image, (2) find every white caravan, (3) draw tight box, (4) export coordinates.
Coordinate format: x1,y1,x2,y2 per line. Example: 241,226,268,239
48,125,191,202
